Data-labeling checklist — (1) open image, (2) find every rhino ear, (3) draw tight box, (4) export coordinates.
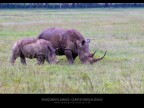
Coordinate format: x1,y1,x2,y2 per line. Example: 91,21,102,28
85,39,91,43
76,40,86,48
76,40,81,47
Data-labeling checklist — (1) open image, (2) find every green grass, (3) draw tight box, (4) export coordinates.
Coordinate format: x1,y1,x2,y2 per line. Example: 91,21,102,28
0,8,144,93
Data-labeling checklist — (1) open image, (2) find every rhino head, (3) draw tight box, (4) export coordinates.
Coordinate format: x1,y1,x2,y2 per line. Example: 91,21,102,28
46,46,59,64
77,39,107,64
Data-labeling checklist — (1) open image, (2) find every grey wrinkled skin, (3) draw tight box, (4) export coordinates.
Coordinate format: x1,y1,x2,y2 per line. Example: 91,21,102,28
11,38,58,65
37,27,106,64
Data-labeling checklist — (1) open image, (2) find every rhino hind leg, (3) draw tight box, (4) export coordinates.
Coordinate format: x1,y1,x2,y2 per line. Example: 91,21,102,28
64,50,74,64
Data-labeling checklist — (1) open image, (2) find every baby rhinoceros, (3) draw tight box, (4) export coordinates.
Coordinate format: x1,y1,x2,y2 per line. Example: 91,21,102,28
11,38,58,65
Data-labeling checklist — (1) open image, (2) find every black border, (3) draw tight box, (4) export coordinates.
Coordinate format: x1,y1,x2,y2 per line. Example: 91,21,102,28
0,94,143,105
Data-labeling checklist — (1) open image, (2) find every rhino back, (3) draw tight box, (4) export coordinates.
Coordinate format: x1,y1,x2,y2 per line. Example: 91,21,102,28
38,28,65,48
38,28,85,48
21,39,49,58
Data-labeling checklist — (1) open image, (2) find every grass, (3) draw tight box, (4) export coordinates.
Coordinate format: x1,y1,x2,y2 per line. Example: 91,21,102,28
0,8,144,93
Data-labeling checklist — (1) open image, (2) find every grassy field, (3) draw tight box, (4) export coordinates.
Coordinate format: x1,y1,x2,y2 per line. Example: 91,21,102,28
0,8,144,93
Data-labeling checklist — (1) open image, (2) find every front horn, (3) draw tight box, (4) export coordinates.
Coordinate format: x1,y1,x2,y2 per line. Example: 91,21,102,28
94,50,107,62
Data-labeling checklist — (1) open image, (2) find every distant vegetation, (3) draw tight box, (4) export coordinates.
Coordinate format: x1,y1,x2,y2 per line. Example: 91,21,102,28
0,3,144,9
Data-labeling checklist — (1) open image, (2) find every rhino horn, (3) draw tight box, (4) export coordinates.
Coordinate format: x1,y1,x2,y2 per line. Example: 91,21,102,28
93,50,107,62
91,51,96,57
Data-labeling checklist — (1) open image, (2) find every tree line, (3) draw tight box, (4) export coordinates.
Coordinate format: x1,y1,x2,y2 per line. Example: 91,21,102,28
0,3,144,9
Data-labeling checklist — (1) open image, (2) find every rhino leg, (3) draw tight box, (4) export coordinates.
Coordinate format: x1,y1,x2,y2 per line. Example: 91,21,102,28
64,50,74,64
41,58,45,64
37,55,45,65
11,54,19,65
20,55,27,65
72,54,78,61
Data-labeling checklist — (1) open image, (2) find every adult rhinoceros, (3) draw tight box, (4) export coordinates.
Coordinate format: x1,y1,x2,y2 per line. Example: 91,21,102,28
37,27,106,64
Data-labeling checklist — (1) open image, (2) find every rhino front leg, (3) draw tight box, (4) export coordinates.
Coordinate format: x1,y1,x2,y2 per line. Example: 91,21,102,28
11,54,19,65
41,58,45,64
37,55,45,65
72,54,78,61
20,55,27,65
64,49,74,64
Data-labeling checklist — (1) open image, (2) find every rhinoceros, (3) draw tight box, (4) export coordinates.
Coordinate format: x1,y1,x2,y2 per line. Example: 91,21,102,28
11,38,58,65
37,27,106,64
